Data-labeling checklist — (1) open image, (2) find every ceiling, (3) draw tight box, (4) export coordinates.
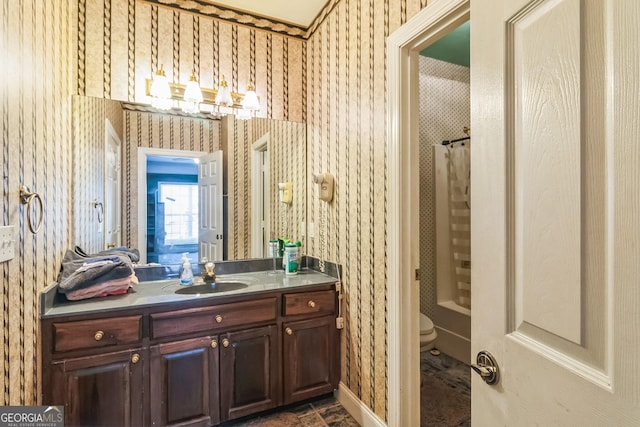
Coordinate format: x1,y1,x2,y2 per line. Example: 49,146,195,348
420,21,470,67
201,0,330,28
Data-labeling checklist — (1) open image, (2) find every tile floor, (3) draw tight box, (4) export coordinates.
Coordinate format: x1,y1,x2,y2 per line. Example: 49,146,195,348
220,350,471,427
420,350,471,426
220,395,359,427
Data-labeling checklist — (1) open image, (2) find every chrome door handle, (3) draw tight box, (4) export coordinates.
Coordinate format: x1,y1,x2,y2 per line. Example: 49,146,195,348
471,351,500,385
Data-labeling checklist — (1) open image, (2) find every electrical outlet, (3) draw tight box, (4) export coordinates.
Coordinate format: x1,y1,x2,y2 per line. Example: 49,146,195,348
335,317,344,329
0,225,16,263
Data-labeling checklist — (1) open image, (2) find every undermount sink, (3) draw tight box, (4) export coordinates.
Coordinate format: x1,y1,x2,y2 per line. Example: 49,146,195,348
174,282,248,295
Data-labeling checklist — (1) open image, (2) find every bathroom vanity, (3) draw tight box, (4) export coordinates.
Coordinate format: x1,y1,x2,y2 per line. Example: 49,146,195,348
39,269,340,426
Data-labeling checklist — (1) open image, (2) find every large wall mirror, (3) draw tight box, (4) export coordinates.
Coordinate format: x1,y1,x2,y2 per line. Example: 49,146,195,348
72,95,306,264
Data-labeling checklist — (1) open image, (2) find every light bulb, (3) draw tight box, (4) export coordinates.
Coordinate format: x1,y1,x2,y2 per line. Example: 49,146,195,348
215,75,233,107
150,64,171,110
241,82,260,111
183,70,203,113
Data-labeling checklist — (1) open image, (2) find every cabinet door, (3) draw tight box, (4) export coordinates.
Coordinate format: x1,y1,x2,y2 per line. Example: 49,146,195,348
51,348,144,427
283,315,339,404
219,325,279,421
150,336,219,427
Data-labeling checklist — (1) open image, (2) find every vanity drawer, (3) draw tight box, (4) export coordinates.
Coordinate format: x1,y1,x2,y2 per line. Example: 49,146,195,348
150,297,277,339
53,315,142,353
283,290,336,317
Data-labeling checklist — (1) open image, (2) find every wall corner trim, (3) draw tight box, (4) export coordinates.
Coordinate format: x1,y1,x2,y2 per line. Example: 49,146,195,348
335,382,387,427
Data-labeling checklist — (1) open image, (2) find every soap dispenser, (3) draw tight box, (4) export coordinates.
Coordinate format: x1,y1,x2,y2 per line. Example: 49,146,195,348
180,253,194,286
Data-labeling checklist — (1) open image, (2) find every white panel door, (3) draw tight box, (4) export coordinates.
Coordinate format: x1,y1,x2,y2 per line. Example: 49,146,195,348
198,151,223,262
104,119,121,249
472,0,640,424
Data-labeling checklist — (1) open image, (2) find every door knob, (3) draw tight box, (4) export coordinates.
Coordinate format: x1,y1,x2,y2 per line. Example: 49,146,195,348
471,350,500,385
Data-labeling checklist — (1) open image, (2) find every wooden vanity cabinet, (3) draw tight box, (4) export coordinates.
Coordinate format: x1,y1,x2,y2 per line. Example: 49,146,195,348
50,347,145,427
282,315,339,404
150,336,220,427
281,288,340,405
41,283,339,427
219,325,279,421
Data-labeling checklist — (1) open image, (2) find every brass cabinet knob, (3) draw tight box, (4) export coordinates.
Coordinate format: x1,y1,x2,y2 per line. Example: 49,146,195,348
94,331,104,341
215,315,223,323
285,327,293,336
222,338,230,348
131,353,140,364
211,340,218,348
307,300,316,308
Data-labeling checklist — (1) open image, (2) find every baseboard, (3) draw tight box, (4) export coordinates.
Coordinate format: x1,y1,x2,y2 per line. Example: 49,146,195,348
433,326,471,364
335,382,387,427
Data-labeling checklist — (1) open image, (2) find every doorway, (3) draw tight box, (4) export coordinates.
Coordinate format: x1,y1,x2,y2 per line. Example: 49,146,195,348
251,132,271,258
104,118,122,250
387,0,470,425
137,148,206,264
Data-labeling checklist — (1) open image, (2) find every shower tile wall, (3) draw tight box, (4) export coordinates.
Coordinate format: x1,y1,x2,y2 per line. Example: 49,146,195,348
418,56,470,317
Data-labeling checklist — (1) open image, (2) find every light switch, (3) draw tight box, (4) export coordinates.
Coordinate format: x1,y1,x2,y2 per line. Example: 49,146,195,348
0,225,16,263
308,222,315,238
300,222,306,237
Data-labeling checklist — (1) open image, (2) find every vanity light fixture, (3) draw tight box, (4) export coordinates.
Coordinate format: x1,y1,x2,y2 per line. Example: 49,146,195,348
146,67,260,117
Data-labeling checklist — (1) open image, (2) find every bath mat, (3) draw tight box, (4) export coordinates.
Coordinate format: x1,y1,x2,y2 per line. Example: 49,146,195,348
421,371,471,426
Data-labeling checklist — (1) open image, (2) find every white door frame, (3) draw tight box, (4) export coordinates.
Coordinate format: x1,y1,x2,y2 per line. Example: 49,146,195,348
105,118,122,248
386,1,469,425
137,147,206,264
251,133,270,258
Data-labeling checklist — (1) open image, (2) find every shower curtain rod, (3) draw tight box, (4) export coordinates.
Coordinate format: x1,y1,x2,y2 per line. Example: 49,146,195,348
441,136,470,146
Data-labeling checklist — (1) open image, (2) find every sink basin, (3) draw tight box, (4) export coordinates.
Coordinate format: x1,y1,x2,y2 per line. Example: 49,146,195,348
175,282,248,295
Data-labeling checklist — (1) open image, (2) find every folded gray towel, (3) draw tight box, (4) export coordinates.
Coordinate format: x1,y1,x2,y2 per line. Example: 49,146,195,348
74,245,140,263
57,250,134,294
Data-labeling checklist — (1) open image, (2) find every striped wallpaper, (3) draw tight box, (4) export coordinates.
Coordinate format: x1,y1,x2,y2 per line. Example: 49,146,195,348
72,96,124,254
305,0,430,420
0,0,433,419
1,0,73,405
73,0,305,122
250,118,307,250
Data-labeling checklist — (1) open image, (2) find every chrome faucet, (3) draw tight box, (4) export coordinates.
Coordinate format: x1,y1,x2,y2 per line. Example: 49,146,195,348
202,261,216,283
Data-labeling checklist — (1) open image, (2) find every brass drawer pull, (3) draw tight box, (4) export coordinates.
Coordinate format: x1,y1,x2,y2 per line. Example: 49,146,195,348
131,353,140,364
215,315,223,323
307,300,316,308
285,327,293,336
211,340,218,348
94,331,104,341
222,338,230,348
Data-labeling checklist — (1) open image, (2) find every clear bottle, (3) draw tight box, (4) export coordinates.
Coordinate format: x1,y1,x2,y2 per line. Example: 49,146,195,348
180,257,194,286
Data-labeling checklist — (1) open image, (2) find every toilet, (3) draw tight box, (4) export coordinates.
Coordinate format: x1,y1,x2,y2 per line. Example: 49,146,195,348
420,313,437,351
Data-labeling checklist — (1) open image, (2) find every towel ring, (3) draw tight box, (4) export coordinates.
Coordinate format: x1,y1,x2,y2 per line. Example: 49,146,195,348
92,200,104,224
19,185,43,234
